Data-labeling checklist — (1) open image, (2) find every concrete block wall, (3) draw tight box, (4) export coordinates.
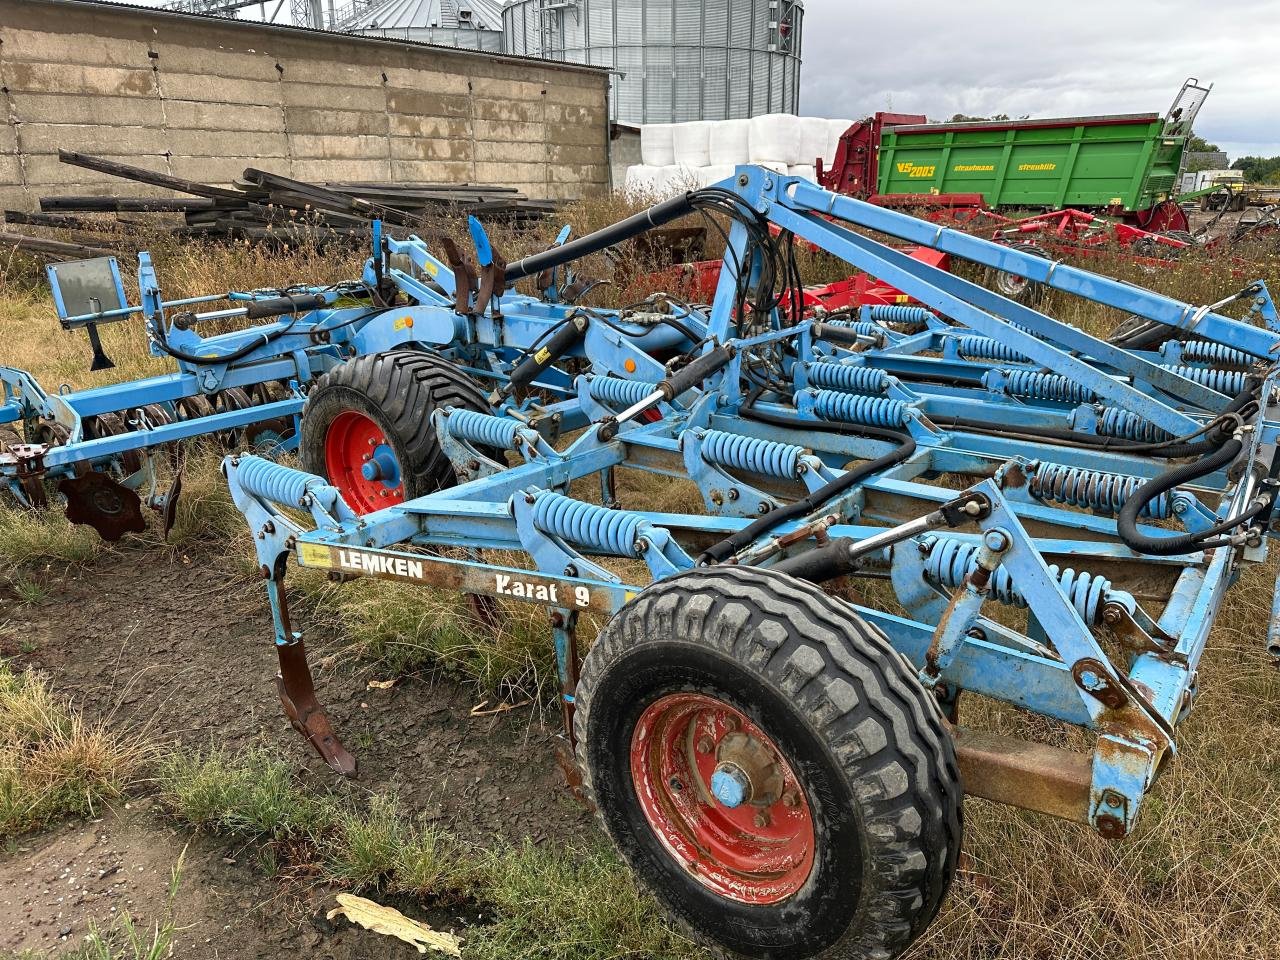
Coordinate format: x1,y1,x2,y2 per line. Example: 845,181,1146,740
0,0,612,212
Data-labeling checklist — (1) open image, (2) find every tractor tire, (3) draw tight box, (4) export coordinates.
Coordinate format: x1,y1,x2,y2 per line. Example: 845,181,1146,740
987,241,1049,306
574,566,961,960
299,350,489,515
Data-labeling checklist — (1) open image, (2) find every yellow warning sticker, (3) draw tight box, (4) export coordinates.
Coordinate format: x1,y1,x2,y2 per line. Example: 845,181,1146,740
534,347,552,364
298,542,331,567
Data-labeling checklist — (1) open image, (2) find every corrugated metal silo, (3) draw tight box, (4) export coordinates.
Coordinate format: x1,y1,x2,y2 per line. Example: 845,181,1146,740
341,0,506,52
501,0,803,124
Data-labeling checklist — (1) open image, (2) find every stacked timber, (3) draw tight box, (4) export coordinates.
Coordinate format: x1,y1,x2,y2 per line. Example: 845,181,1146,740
2,151,557,259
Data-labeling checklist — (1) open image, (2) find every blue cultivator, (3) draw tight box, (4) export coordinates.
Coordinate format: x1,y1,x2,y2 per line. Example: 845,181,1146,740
226,167,1280,959
0,222,560,539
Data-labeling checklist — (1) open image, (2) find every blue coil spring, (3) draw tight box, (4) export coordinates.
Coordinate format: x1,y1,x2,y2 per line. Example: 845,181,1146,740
867,305,932,328
1169,340,1255,370
446,409,518,450
922,536,1112,625
812,390,909,428
956,335,1029,363
805,361,891,394
700,429,803,479
533,491,646,557
1160,364,1248,396
1029,463,1171,519
826,319,884,341
236,456,319,507
1098,407,1172,443
1002,370,1096,404
589,375,658,410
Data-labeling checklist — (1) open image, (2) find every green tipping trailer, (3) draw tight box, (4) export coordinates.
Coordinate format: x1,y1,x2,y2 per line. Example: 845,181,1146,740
878,113,1183,212
822,79,1212,230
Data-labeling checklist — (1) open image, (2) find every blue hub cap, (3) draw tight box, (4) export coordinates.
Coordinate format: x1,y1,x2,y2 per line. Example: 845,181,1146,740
361,444,401,487
710,765,750,809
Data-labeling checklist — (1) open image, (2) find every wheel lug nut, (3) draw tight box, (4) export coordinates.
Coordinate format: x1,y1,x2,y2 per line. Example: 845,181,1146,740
782,789,799,808
696,736,714,755
754,810,771,828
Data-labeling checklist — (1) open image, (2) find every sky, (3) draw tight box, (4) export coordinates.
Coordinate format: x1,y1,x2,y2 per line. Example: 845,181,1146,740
797,0,1280,161
100,0,1280,161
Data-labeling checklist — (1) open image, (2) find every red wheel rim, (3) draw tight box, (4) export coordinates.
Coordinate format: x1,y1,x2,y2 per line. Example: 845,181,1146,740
324,410,404,514
630,693,815,905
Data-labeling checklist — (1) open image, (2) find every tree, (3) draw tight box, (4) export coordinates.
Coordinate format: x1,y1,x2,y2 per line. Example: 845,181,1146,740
1188,134,1221,153
1231,156,1280,184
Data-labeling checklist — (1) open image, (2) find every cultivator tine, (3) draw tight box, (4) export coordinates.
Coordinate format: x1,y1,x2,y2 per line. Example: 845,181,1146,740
160,467,183,540
275,637,357,778
58,470,145,541
84,322,114,371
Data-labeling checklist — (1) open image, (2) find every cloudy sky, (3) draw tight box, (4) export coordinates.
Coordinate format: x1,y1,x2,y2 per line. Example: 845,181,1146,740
798,0,1280,160
102,0,1279,160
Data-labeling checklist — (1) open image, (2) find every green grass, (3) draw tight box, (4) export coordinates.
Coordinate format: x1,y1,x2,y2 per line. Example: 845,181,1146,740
0,663,146,838
154,747,700,960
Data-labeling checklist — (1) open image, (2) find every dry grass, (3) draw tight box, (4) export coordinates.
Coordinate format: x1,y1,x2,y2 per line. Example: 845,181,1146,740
2,204,1280,957
0,662,147,838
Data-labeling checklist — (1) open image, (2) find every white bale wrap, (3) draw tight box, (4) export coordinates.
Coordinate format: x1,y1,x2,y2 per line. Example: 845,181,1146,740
640,124,676,167
825,118,855,166
672,121,712,168
748,113,803,165
624,165,664,198
708,118,751,166
697,164,737,188
799,117,831,167
788,165,817,182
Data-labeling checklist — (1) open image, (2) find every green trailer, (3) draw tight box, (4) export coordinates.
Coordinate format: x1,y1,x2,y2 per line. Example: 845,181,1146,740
878,113,1183,212
822,79,1212,231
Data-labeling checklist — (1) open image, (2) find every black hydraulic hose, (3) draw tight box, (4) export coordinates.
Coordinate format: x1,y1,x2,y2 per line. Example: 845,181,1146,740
1116,437,1247,555
699,404,916,564
505,193,698,282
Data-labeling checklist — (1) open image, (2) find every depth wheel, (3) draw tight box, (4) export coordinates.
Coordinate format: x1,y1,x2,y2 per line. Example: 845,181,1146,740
574,566,961,960
299,350,489,515
988,241,1049,305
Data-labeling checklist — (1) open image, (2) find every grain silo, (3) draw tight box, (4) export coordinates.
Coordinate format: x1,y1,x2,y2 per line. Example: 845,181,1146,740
501,0,803,124
342,0,505,51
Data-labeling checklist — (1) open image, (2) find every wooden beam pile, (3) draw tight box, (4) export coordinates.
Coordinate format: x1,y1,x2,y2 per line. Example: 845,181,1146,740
2,151,559,258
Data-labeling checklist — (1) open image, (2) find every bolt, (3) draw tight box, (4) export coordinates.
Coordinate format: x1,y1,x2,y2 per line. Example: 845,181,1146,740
727,488,739,501
696,736,714,755
754,810,771,828
758,502,771,515
782,789,800,808
983,529,1011,551
1102,604,1124,625
362,453,371,461
669,777,684,792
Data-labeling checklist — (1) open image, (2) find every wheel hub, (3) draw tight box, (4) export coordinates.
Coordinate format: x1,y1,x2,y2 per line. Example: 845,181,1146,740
630,693,815,905
324,411,404,514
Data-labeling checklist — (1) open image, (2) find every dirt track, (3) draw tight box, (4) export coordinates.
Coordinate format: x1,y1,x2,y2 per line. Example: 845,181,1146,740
0,543,593,957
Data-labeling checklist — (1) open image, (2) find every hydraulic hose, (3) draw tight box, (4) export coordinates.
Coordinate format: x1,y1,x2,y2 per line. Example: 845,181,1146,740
1116,436,1247,555
505,193,698,282
699,403,916,564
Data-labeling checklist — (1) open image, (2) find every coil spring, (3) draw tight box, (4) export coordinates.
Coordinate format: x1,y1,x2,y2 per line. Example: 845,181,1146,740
957,335,1029,363
805,361,891,394
825,319,884,341
1160,364,1248,396
922,536,1112,625
1029,463,1171,519
867,305,932,328
1098,407,1173,444
1168,340,1255,370
533,491,646,557
1002,370,1096,404
236,456,321,507
446,409,518,450
589,375,658,410
700,429,802,479
812,390,909,428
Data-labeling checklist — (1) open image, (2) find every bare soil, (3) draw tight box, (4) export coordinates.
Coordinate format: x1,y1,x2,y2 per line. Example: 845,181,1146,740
0,542,593,958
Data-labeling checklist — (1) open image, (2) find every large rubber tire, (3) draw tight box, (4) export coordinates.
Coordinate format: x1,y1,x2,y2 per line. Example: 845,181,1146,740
574,566,961,960
299,350,489,514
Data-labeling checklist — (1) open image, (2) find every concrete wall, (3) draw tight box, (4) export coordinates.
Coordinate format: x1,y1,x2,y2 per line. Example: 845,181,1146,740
0,0,611,212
